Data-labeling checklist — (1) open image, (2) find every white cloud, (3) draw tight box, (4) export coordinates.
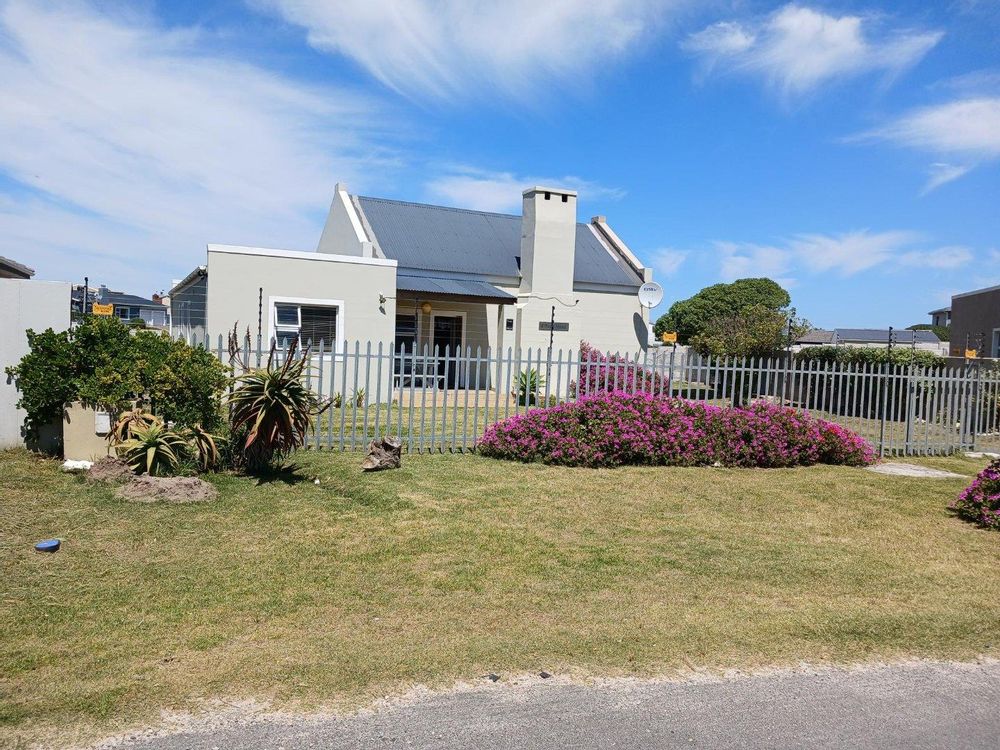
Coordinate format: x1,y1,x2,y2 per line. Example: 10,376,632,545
922,163,974,194
0,1,394,293
715,241,794,285
683,4,941,96
714,230,973,282
649,248,689,276
870,97,1000,157
897,245,973,269
859,96,1000,191
424,168,624,213
252,0,679,99
792,230,922,275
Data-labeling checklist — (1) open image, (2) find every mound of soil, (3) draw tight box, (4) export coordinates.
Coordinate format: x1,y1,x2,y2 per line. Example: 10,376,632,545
87,457,134,483
116,475,217,503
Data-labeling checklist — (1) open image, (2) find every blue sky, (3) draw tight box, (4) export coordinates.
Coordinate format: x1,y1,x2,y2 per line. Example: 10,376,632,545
1,0,998,328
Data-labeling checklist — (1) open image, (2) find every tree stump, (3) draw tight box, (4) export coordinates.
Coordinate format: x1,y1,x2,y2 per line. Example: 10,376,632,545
361,435,402,471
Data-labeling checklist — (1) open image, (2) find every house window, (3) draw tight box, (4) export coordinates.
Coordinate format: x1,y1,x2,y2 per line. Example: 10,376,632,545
992,329,1000,359
272,301,339,349
116,306,140,321
505,318,514,332
395,314,417,355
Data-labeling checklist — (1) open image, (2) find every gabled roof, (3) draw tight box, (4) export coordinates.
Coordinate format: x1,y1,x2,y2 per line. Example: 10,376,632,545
0,255,35,278
102,291,162,308
355,196,644,288
795,329,835,344
834,328,939,344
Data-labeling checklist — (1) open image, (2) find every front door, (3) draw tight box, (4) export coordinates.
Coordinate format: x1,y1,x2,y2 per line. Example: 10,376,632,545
433,315,463,387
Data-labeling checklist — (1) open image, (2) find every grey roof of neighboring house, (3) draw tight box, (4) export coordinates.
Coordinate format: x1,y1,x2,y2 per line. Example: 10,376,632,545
0,255,35,278
355,196,643,288
834,328,939,344
396,275,516,303
796,329,835,344
102,291,163,308
927,306,950,314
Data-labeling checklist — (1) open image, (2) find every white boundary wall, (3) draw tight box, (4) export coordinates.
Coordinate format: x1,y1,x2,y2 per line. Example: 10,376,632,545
1,279,71,449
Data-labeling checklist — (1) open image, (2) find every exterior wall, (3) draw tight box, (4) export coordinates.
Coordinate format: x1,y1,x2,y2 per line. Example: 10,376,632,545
317,184,371,258
951,287,1000,357
512,288,649,358
205,245,397,348
63,402,113,462
931,311,950,328
0,279,71,450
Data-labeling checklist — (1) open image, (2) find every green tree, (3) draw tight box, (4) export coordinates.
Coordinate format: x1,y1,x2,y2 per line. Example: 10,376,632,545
689,304,811,358
653,278,792,342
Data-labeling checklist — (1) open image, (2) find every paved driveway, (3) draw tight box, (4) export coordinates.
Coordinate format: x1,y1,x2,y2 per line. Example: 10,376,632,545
99,660,1000,749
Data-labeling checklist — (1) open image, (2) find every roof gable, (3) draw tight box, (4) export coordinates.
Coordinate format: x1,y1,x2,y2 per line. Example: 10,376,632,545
355,196,643,288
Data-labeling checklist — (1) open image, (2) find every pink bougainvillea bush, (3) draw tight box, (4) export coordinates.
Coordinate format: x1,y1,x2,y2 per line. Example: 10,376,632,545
477,391,876,469
951,459,1000,530
570,341,665,397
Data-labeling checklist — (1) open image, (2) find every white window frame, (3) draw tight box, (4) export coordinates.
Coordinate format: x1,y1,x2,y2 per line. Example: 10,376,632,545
268,296,345,357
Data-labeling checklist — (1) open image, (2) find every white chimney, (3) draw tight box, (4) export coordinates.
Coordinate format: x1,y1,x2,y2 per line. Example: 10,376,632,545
519,186,576,294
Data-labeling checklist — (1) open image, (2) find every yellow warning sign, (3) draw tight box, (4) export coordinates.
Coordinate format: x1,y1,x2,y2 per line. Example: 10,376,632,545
965,349,978,359
661,332,678,344
91,303,114,316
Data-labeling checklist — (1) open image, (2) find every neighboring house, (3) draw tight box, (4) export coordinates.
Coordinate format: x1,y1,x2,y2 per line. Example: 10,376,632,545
72,284,169,329
928,306,951,328
794,328,946,354
0,256,35,280
949,284,1000,358
170,184,653,386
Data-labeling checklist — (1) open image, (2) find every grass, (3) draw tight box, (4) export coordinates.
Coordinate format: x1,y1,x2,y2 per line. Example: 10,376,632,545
2,449,999,746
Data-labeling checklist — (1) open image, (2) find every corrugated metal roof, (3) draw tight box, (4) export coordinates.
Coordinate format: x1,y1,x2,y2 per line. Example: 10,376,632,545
834,328,939,344
0,255,35,278
396,275,516,302
356,196,643,288
103,291,162,308
796,329,835,344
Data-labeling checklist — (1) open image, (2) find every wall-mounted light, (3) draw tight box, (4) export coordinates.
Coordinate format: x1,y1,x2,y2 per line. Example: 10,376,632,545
421,301,432,315
379,294,387,304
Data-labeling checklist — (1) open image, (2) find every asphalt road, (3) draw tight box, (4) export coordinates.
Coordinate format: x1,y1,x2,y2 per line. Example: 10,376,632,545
101,660,1000,750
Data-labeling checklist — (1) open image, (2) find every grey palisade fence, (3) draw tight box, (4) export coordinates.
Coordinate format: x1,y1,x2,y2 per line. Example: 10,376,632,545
191,333,1000,457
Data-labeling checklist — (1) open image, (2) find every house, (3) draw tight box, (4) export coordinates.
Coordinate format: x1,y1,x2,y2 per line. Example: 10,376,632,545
949,284,1000,358
170,184,653,386
0,256,34,280
794,328,946,354
72,284,169,328
928,306,951,328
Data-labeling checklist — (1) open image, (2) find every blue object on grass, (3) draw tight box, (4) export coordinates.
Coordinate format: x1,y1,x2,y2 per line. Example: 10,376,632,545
35,539,60,553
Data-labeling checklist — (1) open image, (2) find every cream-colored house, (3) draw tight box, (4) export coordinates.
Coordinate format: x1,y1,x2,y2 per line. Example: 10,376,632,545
170,184,653,385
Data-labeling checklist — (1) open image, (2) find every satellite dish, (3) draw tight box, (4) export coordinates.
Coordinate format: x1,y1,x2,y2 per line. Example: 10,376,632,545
638,281,663,309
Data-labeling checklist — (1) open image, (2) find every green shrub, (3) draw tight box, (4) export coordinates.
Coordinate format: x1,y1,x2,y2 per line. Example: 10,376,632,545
796,345,944,368
5,316,227,437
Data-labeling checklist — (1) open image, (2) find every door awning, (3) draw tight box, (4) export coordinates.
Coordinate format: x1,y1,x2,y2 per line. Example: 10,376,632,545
396,275,516,304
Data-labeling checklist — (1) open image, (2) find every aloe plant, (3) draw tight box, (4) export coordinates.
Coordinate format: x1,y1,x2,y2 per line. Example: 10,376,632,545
115,421,190,476
184,423,220,471
513,368,545,406
227,329,330,472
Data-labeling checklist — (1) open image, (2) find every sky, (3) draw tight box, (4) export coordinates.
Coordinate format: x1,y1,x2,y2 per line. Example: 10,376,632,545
0,0,998,329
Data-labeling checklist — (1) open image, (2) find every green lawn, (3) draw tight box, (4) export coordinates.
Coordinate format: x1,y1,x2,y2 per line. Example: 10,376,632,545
2,449,998,747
